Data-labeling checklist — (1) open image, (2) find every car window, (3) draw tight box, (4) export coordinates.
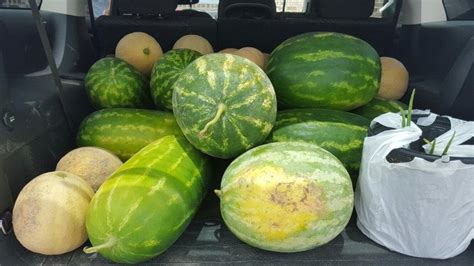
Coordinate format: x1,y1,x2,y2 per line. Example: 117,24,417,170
0,0,40,8
177,0,219,18
91,0,110,17
443,0,474,20
275,0,308,13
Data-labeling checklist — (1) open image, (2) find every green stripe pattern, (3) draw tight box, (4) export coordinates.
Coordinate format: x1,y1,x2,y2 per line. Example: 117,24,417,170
76,108,183,160
352,98,407,120
267,109,369,180
218,142,353,253
150,49,202,110
266,32,381,111
85,57,152,109
85,136,212,264
172,53,277,159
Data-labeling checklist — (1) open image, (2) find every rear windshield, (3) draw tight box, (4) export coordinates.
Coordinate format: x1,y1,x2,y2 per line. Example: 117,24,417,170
0,0,40,8
90,0,386,18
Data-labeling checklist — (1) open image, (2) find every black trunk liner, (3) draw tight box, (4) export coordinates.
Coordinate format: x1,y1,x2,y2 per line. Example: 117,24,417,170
0,193,472,265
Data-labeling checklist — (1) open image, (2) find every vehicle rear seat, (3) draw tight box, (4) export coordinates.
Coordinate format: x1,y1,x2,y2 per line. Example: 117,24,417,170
217,0,281,52
95,0,217,56
218,0,402,55
176,0,213,19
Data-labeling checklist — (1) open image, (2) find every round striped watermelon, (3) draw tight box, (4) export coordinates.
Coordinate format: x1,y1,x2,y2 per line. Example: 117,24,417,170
266,32,381,111
76,108,182,160
85,57,152,109
352,98,407,120
84,136,212,263
216,142,354,252
172,53,277,159
150,49,202,110
267,109,369,180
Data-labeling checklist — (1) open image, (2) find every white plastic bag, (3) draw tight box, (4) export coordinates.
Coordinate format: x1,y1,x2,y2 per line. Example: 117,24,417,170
355,112,474,259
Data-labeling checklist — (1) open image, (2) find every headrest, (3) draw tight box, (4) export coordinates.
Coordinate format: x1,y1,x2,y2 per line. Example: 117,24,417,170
112,0,179,16
178,0,199,4
314,0,375,19
218,0,276,19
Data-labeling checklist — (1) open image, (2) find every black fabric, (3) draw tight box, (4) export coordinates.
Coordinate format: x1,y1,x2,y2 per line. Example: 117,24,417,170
217,17,393,54
178,0,199,4
313,0,375,19
175,9,213,18
218,0,276,19
111,0,179,16
96,15,217,55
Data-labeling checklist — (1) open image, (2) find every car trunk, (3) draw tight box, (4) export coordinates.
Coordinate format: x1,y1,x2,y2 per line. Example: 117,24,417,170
0,3,473,265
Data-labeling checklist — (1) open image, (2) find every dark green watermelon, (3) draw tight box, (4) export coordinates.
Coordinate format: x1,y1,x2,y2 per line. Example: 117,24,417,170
267,32,381,111
150,49,202,110
352,98,407,120
85,57,152,109
267,109,369,180
172,53,277,159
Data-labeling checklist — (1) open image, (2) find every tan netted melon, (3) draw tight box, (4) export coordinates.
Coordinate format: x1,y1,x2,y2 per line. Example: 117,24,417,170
219,48,238,54
234,47,265,69
173,34,214,55
378,57,409,100
56,147,123,191
13,171,94,255
115,32,163,76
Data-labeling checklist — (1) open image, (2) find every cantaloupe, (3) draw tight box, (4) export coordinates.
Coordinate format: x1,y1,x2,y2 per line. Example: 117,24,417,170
219,48,238,54
378,57,409,100
56,147,123,191
115,32,163,76
263,53,270,71
173,35,214,55
234,47,265,69
13,171,94,255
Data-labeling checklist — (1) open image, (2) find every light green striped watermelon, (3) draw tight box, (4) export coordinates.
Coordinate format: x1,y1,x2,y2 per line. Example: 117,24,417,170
216,142,353,252
266,32,381,111
172,53,277,159
85,57,152,109
150,49,202,110
352,98,407,120
76,108,182,160
84,135,212,264
267,109,369,180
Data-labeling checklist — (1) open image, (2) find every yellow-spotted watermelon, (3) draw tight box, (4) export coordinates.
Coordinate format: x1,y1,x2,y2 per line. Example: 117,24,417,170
216,142,354,253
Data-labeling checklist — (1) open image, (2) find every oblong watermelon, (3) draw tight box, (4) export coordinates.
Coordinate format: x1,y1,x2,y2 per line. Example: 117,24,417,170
172,53,277,159
85,57,152,109
266,32,381,111
84,135,212,264
352,98,407,120
76,108,182,160
150,49,202,110
267,109,370,180
216,142,354,252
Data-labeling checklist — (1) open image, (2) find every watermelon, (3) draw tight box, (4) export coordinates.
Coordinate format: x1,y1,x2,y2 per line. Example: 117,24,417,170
150,49,202,110
216,142,354,252
267,109,369,180
172,53,277,159
85,57,152,109
84,136,212,264
266,32,381,111
76,108,182,160
352,98,407,120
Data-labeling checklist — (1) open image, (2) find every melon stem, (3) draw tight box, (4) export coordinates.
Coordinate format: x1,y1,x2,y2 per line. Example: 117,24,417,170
83,237,118,254
199,103,226,137
214,189,222,198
